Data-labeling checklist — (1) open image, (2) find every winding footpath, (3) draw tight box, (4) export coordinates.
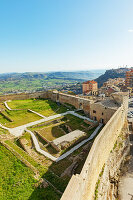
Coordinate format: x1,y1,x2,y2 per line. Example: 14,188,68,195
1,102,101,162
26,123,102,162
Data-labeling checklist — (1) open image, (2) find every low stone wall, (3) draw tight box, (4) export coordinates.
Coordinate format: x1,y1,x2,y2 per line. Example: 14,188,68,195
61,105,127,200
34,131,50,144
35,130,60,152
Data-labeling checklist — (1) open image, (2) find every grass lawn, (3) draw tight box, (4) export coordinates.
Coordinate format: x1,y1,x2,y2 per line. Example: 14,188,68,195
0,110,41,128
0,103,6,110
0,144,61,200
36,125,65,141
8,99,68,116
0,127,9,135
61,114,90,132
30,114,94,143
5,140,70,194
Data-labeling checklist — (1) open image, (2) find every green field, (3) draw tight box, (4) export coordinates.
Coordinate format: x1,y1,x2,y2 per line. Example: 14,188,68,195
0,127,9,135
8,99,68,116
0,98,100,199
30,114,94,144
0,99,68,128
0,110,41,128
0,144,61,200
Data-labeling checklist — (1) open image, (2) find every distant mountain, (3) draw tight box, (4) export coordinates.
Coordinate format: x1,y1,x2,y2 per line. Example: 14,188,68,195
0,70,105,82
95,68,129,87
46,70,105,81
0,70,105,94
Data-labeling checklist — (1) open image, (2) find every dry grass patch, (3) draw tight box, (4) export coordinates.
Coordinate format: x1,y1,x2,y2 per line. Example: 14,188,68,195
37,125,65,141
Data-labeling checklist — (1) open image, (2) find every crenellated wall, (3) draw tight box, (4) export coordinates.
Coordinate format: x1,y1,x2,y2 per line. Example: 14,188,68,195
61,93,129,200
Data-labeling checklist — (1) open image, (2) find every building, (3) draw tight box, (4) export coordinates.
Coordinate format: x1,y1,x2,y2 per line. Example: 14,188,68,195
82,80,98,95
103,78,125,87
125,69,133,88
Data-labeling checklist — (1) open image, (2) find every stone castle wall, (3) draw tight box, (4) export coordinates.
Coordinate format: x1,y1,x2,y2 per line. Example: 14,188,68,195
0,91,48,101
94,122,129,200
58,93,93,114
61,99,128,200
0,91,94,115
90,103,116,124
0,90,129,199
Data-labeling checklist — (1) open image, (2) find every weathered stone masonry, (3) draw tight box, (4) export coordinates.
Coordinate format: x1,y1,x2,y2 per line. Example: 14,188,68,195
0,91,129,199
61,92,129,200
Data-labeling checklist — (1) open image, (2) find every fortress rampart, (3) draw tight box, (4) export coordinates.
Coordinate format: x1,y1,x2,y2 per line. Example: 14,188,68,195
61,94,128,200
0,91,94,116
0,90,129,199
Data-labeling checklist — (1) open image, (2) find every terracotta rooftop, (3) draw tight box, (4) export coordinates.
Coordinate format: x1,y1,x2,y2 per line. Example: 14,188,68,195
83,80,97,84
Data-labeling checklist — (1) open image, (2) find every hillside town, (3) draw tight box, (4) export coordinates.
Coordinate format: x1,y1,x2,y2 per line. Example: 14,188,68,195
81,68,133,97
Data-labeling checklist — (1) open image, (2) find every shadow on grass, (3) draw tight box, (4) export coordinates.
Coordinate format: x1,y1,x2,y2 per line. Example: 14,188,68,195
28,156,72,200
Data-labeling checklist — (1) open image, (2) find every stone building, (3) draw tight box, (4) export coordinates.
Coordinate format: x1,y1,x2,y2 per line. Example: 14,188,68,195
125,69,133,88
61,92,129,200
82,80,98,95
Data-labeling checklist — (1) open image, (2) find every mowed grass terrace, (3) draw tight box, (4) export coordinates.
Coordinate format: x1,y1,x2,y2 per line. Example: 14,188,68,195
0,99,68,128
0,144,61,200
8,99,68,116
0,109,41,128
0,127,9,135
29,114,94,142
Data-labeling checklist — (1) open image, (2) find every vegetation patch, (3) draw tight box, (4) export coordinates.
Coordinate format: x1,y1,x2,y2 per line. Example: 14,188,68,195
0,127,9,135
0,109,41,128
8,99,68,117
0,143,61,200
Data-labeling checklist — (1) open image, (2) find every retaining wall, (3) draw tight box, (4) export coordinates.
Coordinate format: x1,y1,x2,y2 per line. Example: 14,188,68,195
61,104,127,200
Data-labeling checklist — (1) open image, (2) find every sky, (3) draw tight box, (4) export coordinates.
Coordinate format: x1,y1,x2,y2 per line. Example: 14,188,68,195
0,0,133,73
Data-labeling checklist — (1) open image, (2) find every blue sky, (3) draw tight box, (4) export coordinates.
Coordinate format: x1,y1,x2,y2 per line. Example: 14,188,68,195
0,0,133,73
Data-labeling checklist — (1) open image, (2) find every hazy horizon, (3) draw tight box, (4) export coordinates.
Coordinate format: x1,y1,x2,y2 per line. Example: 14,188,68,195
0,0,133,73
0,67,129,74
